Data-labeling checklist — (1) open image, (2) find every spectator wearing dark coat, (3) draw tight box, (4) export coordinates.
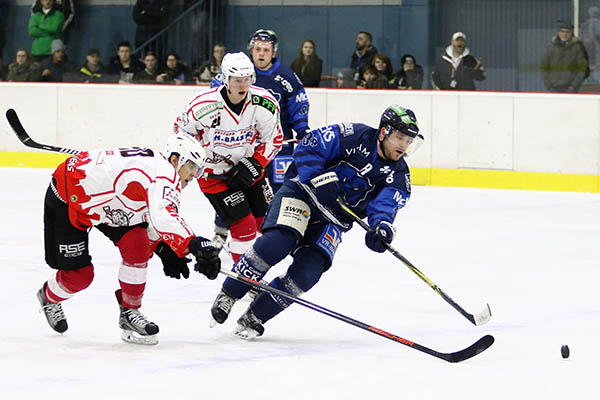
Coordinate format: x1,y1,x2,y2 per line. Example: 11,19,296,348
38,39,75,81
6,49,40,81
372,53,394,87
67,48,111,83
432,32,486,90
290,39,323,87
157,52,190,84
134,51,160,83
107,41,144,83
540,21,589,93
393,54,424,89
132,0,170,59
350,31,378,83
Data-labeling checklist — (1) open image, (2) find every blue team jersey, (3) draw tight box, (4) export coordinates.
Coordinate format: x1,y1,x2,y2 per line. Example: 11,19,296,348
287,122,411,226
212,57,309,140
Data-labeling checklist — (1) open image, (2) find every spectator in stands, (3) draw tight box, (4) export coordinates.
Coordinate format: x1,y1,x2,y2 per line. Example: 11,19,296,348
0,0,8,59
31,0,74,44
290,39,323,87
581,6,600,81
336,68,356,88
393,54,424,89
432,32,485,90
39,39,74,82
108,40,144,84
193,43,225,84
372,53,394,87
350,31,378,84
6,48,40,81
541,21,589,93
73,48,108,83
28,0,64,62
0,58,6,81
357,64,387,89
132,0,171,59
158,52,190,84
134,51,160,83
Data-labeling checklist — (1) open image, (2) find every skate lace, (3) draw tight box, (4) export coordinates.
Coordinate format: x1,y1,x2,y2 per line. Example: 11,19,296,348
124,309,150,328
40,303,66,324
217,292,235,313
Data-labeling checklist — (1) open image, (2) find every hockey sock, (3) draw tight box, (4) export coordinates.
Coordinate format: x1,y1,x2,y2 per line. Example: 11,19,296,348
229,214,257,262
46,265,95,303
117,227,150,309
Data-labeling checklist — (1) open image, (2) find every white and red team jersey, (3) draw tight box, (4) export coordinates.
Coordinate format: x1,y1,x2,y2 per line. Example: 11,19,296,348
173,85,283,194
52,147,194,257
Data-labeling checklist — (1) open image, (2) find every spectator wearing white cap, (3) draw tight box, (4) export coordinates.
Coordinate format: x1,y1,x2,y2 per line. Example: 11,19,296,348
432,31,485,90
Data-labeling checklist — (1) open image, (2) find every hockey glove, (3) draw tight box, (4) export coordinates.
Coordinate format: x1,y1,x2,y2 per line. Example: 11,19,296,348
310,171,343,215
365,221,395,253
155,241,191,279
226,157,263,191
188,236,221,280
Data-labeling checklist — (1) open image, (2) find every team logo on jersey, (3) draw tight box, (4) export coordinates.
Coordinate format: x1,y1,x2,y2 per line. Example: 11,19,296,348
273,156,293,184
339,123,354,137
223,191,245,207
345,143,371,158
318,224,342,261
379,166,392,174
405,173,411,193
213,126,256,148
102,206,134,226
274,75,293,93
252,95,277,114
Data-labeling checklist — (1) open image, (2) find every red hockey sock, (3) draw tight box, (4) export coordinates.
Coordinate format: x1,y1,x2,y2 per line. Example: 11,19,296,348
45,265,95,304
116,227,151,309
229,214,257,262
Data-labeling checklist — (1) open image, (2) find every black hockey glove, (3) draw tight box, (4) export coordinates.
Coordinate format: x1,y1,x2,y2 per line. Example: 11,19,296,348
310,171,343,215
365,221,395,253
154,241,191,279
226,157,263,191
188,236,221,280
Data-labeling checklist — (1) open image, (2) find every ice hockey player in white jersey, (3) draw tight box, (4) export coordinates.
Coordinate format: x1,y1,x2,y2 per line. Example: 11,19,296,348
36,134,221,345
173,52,283,263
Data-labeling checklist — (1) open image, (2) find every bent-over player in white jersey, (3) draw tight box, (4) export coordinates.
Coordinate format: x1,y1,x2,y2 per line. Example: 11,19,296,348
37,134,221,345
174,52,283,264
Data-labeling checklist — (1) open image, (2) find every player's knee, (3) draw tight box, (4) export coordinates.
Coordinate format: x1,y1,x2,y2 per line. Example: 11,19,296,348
254,227,300,265
288,248,327,292
229,213,257,241
117,226,151,264
58,264,95,292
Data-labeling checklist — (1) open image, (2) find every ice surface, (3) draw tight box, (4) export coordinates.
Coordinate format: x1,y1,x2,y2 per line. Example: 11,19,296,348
1,167,598,399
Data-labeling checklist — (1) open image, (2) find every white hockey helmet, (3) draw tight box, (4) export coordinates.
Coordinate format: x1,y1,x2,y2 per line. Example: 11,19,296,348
220,52,256,88
162,133,205,177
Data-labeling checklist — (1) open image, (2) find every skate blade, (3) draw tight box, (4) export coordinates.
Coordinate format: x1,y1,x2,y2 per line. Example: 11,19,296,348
232,326,261,340
121,330,158,345
209,316,219,328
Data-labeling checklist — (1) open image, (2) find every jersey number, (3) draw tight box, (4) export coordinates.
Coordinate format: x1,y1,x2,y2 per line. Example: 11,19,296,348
119,147,154,157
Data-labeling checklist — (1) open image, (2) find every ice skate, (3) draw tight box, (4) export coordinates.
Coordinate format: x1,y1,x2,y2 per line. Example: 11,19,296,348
233,308,264,340
211,232,228,254
115,290,159,345
210,289,237,328
37,286,68,334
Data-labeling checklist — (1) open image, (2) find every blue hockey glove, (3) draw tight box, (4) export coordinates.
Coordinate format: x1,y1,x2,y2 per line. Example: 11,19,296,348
188,237,221,280
365,221,395,253
310,171,343,215
226,157,262,191
154,242,191,279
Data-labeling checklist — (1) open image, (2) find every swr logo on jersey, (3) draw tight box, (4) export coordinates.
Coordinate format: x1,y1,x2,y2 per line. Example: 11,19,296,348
59,242,86,257
103,206,134,226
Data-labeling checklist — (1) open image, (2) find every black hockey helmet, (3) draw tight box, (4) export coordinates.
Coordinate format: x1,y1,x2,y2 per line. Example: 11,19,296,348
248,29,279,52
379,105,420,138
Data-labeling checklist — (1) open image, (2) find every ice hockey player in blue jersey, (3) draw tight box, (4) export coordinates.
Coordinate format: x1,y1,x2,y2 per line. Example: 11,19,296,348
210,29,311,251
209,104,424,339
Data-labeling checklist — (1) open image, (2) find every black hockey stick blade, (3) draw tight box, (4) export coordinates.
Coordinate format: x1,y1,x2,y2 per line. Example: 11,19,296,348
220,268,495,363
337,198,492,326
6,108,80,154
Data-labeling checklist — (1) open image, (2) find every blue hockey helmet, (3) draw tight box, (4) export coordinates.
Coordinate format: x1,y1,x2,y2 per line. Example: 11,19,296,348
248,29,279,52
379,105,424,157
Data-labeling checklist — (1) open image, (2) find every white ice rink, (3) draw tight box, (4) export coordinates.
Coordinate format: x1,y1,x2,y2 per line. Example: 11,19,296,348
1,166,599,400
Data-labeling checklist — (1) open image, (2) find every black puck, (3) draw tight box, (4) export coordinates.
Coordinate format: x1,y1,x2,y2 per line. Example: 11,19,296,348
561,345,570,359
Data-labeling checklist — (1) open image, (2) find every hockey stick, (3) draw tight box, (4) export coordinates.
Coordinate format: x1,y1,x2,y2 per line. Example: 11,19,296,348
220,268,494,363
337,198,492,326
6,109,81,155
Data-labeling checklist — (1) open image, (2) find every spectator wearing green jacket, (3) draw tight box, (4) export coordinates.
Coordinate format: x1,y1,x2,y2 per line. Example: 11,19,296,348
28,0,64,62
